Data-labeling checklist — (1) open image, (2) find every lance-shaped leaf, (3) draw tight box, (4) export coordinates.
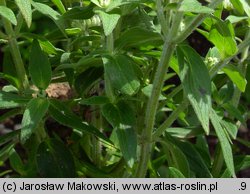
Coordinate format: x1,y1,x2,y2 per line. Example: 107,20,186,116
49,99,110,143
102,101,137,168
20,98,49,144
36,138,75,177
0,91,30,109
95,10,120,36
29,39,52,89
103,55,140,96
15,0,32,27
177,45,211,135
0,6,17,25
32,2,66,36
210,109,235,177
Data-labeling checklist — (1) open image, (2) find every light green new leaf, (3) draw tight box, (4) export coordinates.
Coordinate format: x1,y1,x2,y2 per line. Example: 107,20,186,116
103,55,140,96
210,109,235,177
179,0,214,13
208,20,238,59
51,0,66,14
29,39,52,89
96,10,120,36
0,6,17,25
239,0,250,17
177,45,211,135
21,98,49,144
223,64,247,92
230,0,244,14
15,0,32,27
0,91,30,109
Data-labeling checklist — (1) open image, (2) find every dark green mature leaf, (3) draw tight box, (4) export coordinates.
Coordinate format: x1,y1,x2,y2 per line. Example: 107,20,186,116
20,98,49,144
36,138,75,177
102,101,136,167
210,109,235,177
223,64,247,92
162,141,190,177
80,96,110,105
32,2,66,36
0,91,30,109
0,142,16,162
177,45,211,135
103,55,140,96
175,140,212,178
15,0,32,27
49,99,110,143
208,20,238,59
115,27,162,49
9,148,25,175
0,6,17,25
0,130,19,147
29,39,52,89
63,4,94,19
96,10,120,36
0,72,21,89
167,167,185,178
179,0,214,13
116,126,137,168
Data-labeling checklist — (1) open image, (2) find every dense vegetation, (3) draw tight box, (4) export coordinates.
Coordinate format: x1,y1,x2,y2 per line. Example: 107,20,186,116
0,0,250,178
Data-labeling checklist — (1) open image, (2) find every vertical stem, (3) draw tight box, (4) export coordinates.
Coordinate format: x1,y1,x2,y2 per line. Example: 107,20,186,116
0,0,29,91
135,42,175,177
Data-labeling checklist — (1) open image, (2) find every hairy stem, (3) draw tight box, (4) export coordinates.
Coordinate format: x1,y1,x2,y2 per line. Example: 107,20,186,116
0,0,29,91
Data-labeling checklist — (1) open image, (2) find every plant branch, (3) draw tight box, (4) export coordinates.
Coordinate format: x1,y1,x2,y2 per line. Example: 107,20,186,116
173,0,224,43
0,0,29,91
153,98,189,140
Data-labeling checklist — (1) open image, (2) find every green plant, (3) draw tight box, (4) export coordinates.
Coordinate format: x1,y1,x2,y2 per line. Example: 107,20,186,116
0,0,250,178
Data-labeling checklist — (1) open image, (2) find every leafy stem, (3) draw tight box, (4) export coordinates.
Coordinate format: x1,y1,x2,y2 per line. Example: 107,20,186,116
0,0,29,91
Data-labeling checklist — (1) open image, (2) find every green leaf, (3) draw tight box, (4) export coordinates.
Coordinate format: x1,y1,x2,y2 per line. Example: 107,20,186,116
220,120,238,140
162,141,190,177
115,27,162,49
29,39,52,89
9,148,25,175
0,6,17,25
230,0,244,14
32,2,66,36
222,103,245,124
80,96,110,105
0,91,30,109
179,0,214,13
239,0,250,17
51,0,66,14
208,20,238,59
210,109,235,177
20,98,49,144
167,167,185,178
103,55,140,96
95,10,120,36
166,127,204,139
223,64,247,92
116,125,137,168
62,4,94,19
102,101,136,127
0,130,19,147
49,99,110,143
177,45,211,135
0,142,16,162
36,138,75,177
15,0,32,28
0,72,21,89
142,84,166,100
